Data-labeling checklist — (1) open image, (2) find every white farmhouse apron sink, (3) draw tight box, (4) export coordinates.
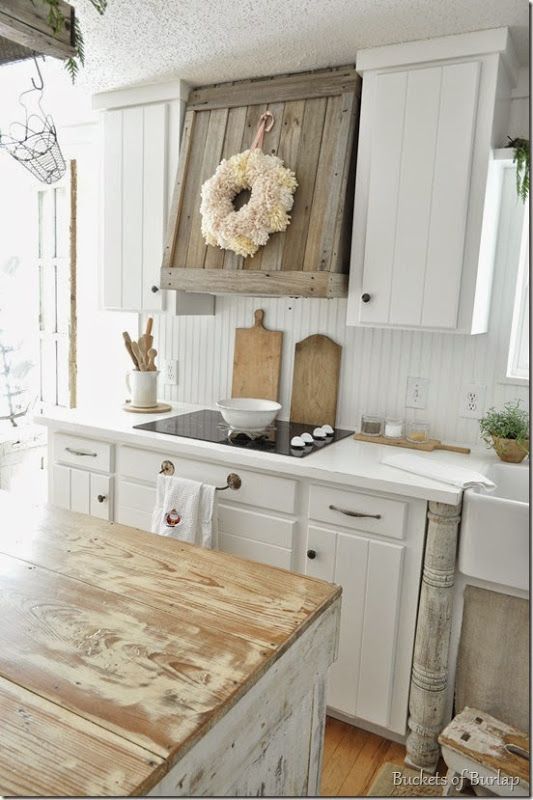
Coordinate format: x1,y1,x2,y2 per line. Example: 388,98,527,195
459,462,529,591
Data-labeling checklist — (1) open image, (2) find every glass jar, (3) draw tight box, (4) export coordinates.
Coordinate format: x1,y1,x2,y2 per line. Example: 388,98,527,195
360,414,384,437
406,420,430,444
384,417,404,439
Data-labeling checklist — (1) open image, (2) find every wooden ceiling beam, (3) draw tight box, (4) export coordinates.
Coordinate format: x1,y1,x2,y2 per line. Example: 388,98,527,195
0,0,76,61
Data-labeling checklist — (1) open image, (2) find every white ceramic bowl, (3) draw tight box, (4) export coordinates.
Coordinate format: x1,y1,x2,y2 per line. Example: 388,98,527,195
216,398,282,432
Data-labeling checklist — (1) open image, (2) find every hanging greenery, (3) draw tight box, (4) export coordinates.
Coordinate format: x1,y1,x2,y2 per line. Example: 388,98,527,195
507,136,530,203
39,0,107,81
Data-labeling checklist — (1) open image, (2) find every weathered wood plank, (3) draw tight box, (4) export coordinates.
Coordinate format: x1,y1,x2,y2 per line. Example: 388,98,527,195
281,96,327,271
0,0,75,61
303,94,343,271
0,553,279,759
162,108,195,269
186,107,228,269
188,66,359,109
257,99,305,272
161,267,348,296
242,100,285,272
204,105,248,269
0,675,165,798
171,110,210,269
0,494,340,797
0,502,337,652
221,102,267,272
317,90,357,272
148,599,340,797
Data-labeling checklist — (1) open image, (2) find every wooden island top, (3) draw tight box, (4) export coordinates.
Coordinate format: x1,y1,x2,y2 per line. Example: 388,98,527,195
0,491,340,797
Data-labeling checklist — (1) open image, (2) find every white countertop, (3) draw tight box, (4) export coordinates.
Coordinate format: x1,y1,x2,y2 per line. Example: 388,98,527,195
36,403,498,505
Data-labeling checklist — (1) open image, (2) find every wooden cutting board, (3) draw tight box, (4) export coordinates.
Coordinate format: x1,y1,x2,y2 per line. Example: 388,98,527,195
232,309,283,401
353,433,471,454
290,334,342,427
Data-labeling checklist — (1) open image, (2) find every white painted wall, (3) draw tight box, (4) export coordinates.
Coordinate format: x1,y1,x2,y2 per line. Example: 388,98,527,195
151,165,528,446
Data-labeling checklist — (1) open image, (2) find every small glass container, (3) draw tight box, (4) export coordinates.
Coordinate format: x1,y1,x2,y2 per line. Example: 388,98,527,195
406,420,430,444
384,417,404,439
360,414,384,437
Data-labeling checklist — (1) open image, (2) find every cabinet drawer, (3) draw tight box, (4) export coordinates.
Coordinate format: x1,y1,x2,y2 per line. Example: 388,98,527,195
309,484,406,539
218,504,295,549
115,479,155,532
117,446,297,514
54,433,112,473
219,532,292,571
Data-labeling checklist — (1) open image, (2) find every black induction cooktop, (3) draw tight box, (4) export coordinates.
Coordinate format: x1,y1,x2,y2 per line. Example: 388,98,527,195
134,410,353,458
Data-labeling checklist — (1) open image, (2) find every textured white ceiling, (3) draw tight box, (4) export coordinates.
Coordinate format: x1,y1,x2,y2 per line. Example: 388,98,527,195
75,0,529,92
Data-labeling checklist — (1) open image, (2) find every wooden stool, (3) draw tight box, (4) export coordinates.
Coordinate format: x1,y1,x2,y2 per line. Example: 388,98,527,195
438,707,530,797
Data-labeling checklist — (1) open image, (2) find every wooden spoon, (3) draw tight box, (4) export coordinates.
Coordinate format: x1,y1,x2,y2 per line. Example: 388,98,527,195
147,348,157,371
122,332,139,370
131,341,146,371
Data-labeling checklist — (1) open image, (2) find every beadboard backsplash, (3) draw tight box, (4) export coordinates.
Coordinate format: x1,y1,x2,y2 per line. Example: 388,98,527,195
150,166,528,446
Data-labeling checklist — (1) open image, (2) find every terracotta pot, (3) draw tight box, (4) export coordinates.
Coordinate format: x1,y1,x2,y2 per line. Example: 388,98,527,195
492,436,529,463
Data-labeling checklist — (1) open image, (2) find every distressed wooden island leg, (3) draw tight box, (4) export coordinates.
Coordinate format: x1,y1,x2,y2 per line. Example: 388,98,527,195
405,500,462,773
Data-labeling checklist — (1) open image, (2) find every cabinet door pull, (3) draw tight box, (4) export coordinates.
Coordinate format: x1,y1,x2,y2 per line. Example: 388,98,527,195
307,549,317,560
96,495,107,503
361,293,372,303
329,504,381,520
65,446,97,457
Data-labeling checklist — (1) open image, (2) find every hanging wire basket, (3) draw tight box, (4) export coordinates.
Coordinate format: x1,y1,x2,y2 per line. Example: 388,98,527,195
0,56,66,185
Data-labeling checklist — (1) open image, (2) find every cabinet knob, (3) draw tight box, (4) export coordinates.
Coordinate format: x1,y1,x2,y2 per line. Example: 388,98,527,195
97,494,107,503
307,549,317,560
151,285,159,293
361,293,371,303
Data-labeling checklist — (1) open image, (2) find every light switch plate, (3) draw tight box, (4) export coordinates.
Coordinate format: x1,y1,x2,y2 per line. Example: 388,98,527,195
406,377,428,409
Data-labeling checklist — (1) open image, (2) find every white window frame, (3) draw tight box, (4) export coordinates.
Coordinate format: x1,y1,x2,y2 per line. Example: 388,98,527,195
506,199,529,385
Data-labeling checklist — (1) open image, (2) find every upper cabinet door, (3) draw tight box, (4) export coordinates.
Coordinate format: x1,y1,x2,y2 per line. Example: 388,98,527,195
358,62,479,329
347,29,517,334
102,103,168,312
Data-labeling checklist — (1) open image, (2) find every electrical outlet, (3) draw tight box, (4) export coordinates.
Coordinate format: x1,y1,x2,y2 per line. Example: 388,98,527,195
163,359,179,386
460,384,487,419
406,377,428,409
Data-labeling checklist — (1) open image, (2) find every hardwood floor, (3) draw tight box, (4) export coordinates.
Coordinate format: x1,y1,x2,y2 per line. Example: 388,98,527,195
321,716,406,797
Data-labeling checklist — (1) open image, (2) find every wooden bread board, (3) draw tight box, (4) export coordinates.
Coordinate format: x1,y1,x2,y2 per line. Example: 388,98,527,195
290,334,341,427
232,309,283,401
353,433,471,454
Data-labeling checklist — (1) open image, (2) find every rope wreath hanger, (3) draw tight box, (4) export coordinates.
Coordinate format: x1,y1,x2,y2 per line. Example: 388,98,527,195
200,111,298,258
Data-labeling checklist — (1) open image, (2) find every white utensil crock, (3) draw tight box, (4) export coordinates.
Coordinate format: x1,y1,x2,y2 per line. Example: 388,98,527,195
126,370,159,408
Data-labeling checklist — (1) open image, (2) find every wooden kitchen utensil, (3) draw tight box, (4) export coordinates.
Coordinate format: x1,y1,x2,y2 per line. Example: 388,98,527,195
122,331,140,370
353,433,471,454
131,341,146,371
290,334,342,428
232,309,283,401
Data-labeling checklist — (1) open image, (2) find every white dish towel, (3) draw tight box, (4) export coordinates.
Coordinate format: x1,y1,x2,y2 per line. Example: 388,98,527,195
381,453,496,490
151,474,217,548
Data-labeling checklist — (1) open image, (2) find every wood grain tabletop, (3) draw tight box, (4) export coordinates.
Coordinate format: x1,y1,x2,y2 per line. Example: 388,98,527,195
0,491,340,797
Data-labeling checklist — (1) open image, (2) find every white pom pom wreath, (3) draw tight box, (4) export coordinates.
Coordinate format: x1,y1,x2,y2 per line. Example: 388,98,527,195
200,148,297,258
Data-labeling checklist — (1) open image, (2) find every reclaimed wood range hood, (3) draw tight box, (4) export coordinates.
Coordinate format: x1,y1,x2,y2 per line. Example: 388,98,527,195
161,67,361,298
0,1,76,66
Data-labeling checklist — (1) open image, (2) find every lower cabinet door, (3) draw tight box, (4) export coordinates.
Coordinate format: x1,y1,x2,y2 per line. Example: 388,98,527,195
306,525,405,729
51,464,112,521
51,464,70,509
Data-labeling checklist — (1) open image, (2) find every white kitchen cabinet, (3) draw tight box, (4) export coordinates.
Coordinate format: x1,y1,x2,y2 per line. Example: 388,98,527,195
52,463,112,520
347,28,518,333
306,481,427,735
306,526,404,729
96,82,214,316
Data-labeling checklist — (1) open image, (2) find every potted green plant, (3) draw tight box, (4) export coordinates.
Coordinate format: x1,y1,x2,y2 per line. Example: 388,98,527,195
507,137,530,202
479,401,529,463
